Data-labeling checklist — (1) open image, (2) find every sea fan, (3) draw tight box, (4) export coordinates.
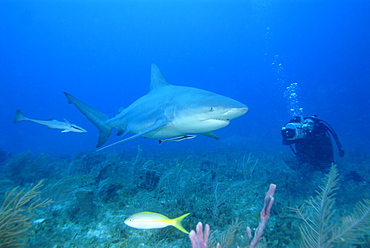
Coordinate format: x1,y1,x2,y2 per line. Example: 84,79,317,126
295,164,370,248
0,180,52,248
329,199,370,245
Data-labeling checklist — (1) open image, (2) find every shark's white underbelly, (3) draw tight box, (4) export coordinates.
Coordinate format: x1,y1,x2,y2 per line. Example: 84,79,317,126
141,119,230,138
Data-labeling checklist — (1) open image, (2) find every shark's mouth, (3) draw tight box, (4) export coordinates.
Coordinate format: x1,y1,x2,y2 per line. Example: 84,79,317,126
206,118,230,122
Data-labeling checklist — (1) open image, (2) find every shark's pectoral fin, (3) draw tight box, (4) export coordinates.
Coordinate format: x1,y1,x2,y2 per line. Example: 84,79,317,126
199,132,220,140
96,120,168,152
61,130,71,133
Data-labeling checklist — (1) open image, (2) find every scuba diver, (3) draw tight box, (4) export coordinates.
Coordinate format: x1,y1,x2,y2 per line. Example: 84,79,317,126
281,115,345,171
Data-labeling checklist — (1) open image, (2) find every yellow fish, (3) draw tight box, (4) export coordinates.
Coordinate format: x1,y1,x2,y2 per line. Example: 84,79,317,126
124,212,190,234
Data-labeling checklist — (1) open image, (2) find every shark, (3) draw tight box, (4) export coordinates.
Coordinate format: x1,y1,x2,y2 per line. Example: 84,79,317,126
64,64,248,151
13,109,87,133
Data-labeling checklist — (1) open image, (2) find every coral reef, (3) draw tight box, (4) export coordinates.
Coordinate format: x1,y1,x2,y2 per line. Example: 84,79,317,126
0,146,368,247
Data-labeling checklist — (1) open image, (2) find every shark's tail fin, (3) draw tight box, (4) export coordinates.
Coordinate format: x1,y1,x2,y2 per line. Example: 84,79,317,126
64,92,112,147
13,109,26,123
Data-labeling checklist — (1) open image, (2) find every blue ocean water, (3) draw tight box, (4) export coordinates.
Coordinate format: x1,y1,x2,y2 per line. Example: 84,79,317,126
0,1,369,247
1,1,369,156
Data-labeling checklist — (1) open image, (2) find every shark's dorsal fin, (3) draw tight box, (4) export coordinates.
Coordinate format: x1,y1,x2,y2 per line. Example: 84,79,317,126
64,119,72,127
149,64,170,91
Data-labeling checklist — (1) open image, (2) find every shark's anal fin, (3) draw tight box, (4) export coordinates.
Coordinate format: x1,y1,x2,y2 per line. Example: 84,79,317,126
96,119,168,152
199,132,220,140
116,128,127,136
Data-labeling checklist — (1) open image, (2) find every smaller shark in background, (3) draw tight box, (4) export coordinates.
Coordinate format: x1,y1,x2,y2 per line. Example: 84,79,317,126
13,109,87,133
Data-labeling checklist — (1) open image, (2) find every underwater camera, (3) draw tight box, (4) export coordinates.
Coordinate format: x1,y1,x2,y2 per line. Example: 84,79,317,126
281,116,314,140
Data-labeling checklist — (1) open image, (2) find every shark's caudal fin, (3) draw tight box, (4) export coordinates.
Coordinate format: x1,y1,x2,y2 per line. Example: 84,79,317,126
13,109,26,123
64,92,112,147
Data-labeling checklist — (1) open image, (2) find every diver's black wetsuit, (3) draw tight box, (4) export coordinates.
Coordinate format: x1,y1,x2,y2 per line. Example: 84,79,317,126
282,116,344,171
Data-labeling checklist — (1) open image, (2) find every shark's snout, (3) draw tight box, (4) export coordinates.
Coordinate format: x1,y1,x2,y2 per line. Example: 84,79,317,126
237,106,249,116
223,106,248,120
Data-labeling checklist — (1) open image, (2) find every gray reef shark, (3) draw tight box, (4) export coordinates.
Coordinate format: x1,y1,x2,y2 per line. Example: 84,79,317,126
13,109,87,133
64,64,248,151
